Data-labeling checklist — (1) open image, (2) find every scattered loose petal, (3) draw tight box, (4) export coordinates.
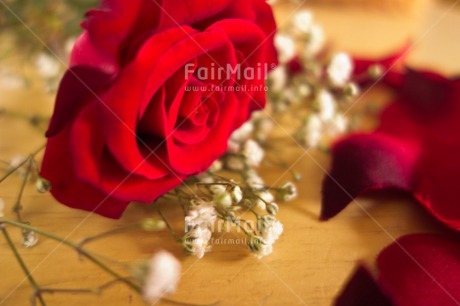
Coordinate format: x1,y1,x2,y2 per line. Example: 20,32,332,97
322,68,460,231
334,234,460,306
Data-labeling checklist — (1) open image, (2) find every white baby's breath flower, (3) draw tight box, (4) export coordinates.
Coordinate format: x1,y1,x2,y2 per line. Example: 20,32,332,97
22,231,38,248
214,192,232,208
209,160,223,173
268,66,287,92
265,202,279,215
231,121,253,143
326,114,348,136
225,155,245,171
242,139,264,167
253,241,273,259
293,10,313,33
196,172,214,184
209,184,226,195
248,236,273,259
277,182,298,202
255,191,274,211
327,52,353,87
230,186,243,203
345,82,360,97
304,24,325,56
275,33,296,63
185,200,217,230
260,217,283,244
317,90,336,121
35,53,60,78
227,139,240,154
252,113,274,142
142,251,181,303
245,170,265,189
183,226,212,259
64,37,77,55
0,70,26,90
304,114,323,148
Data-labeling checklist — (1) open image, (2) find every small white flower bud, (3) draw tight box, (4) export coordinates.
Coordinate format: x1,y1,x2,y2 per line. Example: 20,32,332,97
209,184,226,195
242,139,264,167
35,53,60,79
368,64,384,80
141,219,166,232
344,82,360,97
293,10,313,33
225,156,245,171
277,182,298,202
317,90,336,121
230,186,243,203
142,251,181,303
327,52,353,87
275,33,296,63
22,230,38,248
209,160,223,173
214,192,232,208
35,177,52,193
266,202,279,215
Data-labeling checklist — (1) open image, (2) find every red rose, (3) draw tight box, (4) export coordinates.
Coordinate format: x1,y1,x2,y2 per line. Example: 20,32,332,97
41,0,278,218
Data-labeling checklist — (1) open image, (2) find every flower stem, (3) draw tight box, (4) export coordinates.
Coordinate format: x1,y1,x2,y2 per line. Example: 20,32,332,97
13,158,32,222
0,225,46,306
0,143,46,184
0,219,141,293
77,223,142,247
154,204,182,243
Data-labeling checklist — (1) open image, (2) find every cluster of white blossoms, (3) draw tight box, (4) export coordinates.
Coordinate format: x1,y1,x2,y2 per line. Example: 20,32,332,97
141,250,181,303
267,10,360,150
182,199,217,259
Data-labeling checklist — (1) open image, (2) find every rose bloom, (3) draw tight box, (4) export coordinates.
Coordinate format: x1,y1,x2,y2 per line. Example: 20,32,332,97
41,0,278,218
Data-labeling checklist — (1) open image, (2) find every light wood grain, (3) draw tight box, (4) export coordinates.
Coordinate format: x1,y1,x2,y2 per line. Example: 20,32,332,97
1,2,459,306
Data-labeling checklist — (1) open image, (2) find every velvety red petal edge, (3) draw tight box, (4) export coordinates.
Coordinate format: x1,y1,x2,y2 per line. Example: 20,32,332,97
334,233,460,306
334,265,394,306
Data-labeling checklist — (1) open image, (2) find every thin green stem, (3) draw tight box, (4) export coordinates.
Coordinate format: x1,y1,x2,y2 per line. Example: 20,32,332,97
0,143,46,184
154,204,182,243
0,225,46,306
77,223,142,247
0,219,141,293
13,159,32,222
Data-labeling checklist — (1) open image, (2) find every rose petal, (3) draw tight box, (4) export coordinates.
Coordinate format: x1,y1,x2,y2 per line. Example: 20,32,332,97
70,104,183,204
72,0,160,73
353,44,410,87
377,234,460,306
45,66,112,137
321,68,460,231
41,127,129,219
334,265,394,306
334,234,460,306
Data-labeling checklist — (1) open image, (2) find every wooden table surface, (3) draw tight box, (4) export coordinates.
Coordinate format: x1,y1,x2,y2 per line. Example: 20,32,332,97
1,2,460,306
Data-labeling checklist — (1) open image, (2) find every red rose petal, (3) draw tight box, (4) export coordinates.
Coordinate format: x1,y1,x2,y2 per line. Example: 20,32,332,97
45,66,112,137
334,265,394,306
158,0,233,29
377,234,460,306
334,234,460,306
41,127,129,219
70,104,183,204
322,67,460,231
353,44,410,87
